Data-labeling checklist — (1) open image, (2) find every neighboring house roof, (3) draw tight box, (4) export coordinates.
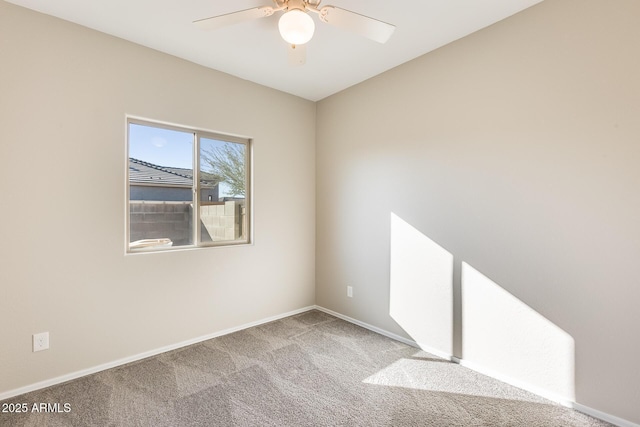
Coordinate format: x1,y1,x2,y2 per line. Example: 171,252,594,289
129,158,217,188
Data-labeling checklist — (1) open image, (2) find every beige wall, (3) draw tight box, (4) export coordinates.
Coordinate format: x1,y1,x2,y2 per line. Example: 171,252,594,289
0,1,315,395
317,0,639,423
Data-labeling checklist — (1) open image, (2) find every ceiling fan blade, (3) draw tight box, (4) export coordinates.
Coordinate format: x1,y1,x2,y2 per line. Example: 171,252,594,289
288,43,307,66
194,7,274,31
318,6,395,44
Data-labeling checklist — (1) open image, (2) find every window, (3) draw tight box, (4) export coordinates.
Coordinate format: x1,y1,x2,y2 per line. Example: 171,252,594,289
127,118,251,252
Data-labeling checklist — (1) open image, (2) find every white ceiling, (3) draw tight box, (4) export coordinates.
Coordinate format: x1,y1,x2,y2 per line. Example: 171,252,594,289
6,0,543,101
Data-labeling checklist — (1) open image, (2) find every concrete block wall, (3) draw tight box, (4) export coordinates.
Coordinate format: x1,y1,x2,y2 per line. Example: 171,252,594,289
129,201,245,246
200,201,244,242
129,201,192,246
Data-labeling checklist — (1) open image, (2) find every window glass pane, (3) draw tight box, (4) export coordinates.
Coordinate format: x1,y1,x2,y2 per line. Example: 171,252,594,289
199,137,247,244
128,123,194,250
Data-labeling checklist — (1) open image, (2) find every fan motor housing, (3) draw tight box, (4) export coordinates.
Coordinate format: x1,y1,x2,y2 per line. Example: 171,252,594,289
285,0,307,12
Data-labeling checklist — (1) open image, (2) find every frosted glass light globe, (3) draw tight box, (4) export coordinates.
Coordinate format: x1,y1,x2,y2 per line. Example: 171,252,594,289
278,9,315,45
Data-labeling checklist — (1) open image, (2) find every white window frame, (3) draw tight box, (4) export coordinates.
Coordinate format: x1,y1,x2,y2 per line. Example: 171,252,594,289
125,117,252,254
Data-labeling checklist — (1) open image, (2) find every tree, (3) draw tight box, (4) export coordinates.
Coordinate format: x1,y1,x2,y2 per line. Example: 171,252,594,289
201,143,246,197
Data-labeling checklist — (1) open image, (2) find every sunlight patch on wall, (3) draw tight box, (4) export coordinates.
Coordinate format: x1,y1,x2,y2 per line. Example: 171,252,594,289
389,213,453,355
461,262,575,401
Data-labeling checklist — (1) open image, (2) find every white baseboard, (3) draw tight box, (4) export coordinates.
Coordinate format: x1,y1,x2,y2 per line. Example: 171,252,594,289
0,305,316,402
314,305,639,427
572,403,640,427
452,357,573,407
313,305,454,361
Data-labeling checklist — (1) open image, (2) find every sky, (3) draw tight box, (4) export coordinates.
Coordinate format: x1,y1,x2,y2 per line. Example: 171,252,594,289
129,123,194,169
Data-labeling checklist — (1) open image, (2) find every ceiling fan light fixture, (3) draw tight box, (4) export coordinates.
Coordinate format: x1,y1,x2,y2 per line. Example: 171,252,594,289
278,9,315,45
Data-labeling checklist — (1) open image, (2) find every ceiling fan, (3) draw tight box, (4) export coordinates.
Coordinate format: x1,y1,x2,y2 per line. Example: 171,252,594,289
194,0,395,65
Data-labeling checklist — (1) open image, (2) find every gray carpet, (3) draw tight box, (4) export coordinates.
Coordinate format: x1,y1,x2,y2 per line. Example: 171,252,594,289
0,310,613,426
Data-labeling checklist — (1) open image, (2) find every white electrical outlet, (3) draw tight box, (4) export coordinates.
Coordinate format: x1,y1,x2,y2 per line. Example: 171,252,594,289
347,286,353,298
33,332,49,352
